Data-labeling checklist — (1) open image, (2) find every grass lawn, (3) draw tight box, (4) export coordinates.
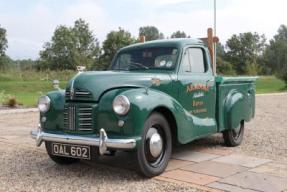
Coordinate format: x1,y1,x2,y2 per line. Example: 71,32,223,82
256,76,287,94
0,71,286,107
0,80,68,106
0,70,73,107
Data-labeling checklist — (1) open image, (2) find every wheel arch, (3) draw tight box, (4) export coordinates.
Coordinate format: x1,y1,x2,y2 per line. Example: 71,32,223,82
152,106,178,146
224,89,251,130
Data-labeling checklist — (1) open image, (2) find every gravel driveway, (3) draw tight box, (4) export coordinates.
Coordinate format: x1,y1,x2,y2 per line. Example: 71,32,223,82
0,93,286,191
0,112,197,192
187,93,287,163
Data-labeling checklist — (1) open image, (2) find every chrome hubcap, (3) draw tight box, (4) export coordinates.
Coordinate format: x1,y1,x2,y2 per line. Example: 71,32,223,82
149,132,163,158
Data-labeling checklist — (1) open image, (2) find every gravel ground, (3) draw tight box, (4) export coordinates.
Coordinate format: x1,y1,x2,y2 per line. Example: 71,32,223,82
188,93,287,162
0,112,198,192
0,143,198,192
0,93,286,191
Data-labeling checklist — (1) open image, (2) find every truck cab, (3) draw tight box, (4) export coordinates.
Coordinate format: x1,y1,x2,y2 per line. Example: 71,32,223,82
32,39,256,177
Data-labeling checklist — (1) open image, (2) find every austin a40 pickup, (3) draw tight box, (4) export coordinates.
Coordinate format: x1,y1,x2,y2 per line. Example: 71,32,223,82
31,38,256,177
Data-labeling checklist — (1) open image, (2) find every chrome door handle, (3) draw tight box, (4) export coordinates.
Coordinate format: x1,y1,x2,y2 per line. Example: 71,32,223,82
206,79,215,86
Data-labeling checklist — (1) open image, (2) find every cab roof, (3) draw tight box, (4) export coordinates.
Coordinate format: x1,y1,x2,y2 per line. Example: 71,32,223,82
120,38,204,52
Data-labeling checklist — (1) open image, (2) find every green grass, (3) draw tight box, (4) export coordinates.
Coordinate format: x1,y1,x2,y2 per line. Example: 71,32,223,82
0,81,68,106
0,70,74,107
256,76,287,94
0,70,286,107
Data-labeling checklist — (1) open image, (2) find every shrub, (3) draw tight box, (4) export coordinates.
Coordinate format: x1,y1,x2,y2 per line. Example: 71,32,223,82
6,97,17,107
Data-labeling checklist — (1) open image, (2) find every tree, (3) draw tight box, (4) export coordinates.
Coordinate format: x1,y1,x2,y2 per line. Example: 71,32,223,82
264,25,287,83
139,26,161,41
216,43,236,75
171,31,187,38
0,25,8,70
225,32,266,75
100,28,135,70
0,25,7,56
39,19,100,70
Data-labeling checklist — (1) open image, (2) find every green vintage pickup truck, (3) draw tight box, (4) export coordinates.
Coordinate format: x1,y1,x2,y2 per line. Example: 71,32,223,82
31,38,256,177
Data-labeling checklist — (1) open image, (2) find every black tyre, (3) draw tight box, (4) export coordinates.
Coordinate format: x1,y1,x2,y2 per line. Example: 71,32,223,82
137,112,172,177
223,121,244,147
45,142,80,165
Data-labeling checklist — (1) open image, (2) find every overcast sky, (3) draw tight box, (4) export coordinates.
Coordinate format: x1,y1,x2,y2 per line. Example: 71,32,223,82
1,0,286,59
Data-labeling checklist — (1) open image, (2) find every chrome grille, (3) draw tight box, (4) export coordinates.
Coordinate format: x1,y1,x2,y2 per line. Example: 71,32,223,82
65,88,92,100
64,106,76,131
78,107,93,131
63,106,93,132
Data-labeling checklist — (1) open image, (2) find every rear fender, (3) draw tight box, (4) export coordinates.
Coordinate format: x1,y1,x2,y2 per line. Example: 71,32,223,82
224,89,250,129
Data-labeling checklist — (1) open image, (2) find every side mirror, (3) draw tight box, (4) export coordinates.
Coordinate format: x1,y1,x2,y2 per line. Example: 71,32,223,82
77,66,86,73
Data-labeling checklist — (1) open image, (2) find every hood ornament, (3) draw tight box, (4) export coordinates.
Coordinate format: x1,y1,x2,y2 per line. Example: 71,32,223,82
77,66,86,73
151,78,161,86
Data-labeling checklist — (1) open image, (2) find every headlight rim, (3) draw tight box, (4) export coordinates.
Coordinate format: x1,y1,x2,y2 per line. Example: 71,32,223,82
112,95,130,116
38,95,51,113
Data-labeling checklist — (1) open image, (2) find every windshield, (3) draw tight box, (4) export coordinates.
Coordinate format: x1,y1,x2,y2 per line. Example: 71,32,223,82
111,47,179,71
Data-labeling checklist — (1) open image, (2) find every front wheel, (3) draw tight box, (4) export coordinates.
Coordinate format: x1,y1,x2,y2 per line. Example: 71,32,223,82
223,121,245,147
137,113,172,178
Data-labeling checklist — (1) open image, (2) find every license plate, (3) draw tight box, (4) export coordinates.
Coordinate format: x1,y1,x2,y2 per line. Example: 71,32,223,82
52,143,91,160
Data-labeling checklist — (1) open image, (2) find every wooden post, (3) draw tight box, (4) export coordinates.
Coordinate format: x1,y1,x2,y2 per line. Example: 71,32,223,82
200,28,219,74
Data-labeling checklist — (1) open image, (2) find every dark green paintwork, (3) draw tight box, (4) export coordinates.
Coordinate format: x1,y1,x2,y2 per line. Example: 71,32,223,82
41,39,256,148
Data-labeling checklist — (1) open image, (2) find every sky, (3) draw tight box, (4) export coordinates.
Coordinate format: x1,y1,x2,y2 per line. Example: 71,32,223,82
1,0,287,60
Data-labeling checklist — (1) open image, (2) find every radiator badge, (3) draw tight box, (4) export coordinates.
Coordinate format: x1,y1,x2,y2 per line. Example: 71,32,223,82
70,78,75,100
70,88,74,100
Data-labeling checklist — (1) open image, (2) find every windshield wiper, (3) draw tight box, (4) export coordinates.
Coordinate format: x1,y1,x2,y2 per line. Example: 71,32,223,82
128,62,149,70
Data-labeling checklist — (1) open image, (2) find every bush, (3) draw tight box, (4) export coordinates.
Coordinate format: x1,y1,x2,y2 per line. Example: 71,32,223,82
0,91,18,107
6,97,17,107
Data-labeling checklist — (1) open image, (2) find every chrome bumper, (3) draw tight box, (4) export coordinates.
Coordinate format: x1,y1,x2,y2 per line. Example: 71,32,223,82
30,128,136,155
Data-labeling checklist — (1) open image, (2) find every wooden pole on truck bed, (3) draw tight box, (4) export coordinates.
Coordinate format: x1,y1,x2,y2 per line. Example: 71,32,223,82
200,28,219,75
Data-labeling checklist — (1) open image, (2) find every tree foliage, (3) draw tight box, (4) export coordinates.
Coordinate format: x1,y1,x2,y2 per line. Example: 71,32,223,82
0,25,8,70
39,19,100,70
225,32,266,75
264,25,287,83
216,43,236,75
171,31,187,38
0,25,7,57
100,28,135,70
139,26,162,41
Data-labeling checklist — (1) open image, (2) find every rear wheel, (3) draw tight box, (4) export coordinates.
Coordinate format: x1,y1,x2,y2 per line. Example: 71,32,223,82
137,112,172,178
45,142,80,165
223,121,245,147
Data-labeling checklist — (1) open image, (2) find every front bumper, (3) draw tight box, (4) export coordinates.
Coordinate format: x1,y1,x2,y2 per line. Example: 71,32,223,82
30,127,137,155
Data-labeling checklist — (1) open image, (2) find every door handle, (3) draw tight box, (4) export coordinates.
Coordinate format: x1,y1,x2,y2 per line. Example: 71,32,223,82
206,79,214,86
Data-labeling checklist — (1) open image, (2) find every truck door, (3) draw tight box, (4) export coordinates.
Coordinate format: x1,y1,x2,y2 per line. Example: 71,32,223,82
177,46,217,140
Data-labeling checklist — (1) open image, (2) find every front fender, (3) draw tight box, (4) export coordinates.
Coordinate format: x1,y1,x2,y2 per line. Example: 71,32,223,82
42,90,65,130
121,88,192,143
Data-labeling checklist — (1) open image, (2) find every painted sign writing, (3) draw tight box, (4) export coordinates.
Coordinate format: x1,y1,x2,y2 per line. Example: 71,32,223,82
186,84,209,93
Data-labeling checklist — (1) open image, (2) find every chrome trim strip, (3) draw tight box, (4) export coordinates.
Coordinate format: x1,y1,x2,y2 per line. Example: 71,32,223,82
78,113,91,116
31,128,136,155
76,91,90,95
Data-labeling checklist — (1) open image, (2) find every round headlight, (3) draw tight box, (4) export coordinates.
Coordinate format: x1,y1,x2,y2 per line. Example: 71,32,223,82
113,95,130,115
38,96,51,113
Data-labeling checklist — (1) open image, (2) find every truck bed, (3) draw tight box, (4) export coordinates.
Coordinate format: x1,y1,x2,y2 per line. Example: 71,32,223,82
215,76,257,132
